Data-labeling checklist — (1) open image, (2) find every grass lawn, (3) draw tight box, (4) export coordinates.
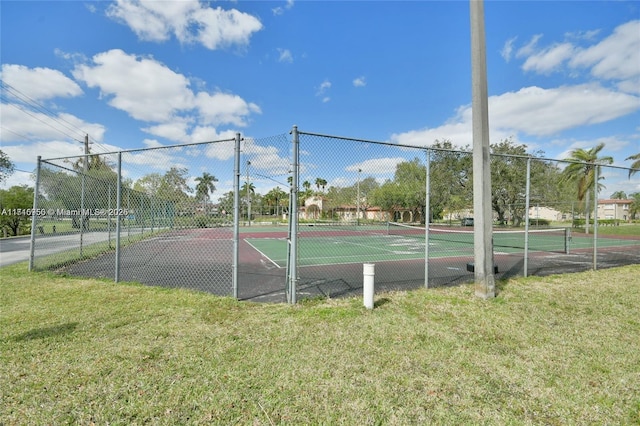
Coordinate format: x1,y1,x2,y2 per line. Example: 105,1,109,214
1,263,639,424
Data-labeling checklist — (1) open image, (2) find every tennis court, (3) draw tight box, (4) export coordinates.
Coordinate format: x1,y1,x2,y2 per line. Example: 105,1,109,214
245,222,638,269
52,222,640,302
241,222,640,300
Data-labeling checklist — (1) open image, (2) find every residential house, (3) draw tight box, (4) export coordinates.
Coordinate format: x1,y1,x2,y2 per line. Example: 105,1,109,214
597,199,632,222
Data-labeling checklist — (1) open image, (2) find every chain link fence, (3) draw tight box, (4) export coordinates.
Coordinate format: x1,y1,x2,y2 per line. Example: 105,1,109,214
289,130,640,299
29,128,639,302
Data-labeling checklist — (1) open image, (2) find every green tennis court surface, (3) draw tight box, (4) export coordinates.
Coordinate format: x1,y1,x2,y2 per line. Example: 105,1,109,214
245,225,640,268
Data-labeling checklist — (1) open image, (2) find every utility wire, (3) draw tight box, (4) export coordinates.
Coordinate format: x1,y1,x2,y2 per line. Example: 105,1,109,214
1,81,87,141
0,126,33,141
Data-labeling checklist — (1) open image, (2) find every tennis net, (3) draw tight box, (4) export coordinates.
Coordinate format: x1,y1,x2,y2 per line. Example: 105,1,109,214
387,222,570,254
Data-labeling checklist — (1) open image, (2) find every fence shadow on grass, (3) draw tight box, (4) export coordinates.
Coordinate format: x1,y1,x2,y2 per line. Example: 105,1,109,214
12,322,79,342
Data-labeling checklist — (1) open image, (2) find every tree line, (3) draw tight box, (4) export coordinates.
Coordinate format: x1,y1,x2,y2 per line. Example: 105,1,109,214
1,142,639,236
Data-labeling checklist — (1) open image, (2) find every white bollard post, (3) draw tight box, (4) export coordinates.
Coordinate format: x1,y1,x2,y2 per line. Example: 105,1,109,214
363,263,375,309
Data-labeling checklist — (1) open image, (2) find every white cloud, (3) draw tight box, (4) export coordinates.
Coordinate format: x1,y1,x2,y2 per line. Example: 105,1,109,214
570,20,640,83
618,76,640,95
489,84,639,136
190,126,237,144
195,92,261,127
72,49,260,134
0,103,106,143
516,34,543,59
317,79,331,95
142,120,192,143
500,37,517,62
73,49,194,122
353,76,367,87
243,140,291,176
124,144,189,172
315,79,332,103
1,64,83,101
514,21,640,93
106,0,262,50
2,140,87,163
277,48,293,63
391,84,640,147
272,0,294,16
565,29,601,41
1,169,35,190
346,158,405,175
521,42,575,74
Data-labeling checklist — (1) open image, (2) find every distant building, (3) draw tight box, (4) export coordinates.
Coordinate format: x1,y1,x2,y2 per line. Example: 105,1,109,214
597,199,632,221
299,196,393,222
528,205,564,222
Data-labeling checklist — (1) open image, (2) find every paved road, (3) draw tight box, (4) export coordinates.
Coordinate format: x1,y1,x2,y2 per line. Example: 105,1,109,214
0,236,31,267
0,230,144,267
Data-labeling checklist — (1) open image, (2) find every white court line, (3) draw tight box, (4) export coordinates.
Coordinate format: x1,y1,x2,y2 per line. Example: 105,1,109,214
243,238,282,269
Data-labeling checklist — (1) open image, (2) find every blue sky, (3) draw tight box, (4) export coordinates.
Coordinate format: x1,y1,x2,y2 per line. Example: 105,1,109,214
1,0,639,199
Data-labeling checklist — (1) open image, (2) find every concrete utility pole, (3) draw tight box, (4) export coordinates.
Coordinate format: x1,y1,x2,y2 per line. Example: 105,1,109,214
84,134,90,168
470,0,496,298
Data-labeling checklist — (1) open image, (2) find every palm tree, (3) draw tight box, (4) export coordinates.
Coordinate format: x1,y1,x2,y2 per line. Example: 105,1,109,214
627,153,640,178
195,172,218,213
562,143,613,234
315,177,327,192
240,182,255,198
610,191,627,200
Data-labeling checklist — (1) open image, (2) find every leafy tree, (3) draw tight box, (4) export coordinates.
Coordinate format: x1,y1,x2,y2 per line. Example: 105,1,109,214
133,173,163,196
369,159,426,222
37,154,119,230
489,139,564,226
627,153,640,178
216,191,234,217
264,186,287,216
562,143,613,233
0,185,34,236
158,167,192,201
0,150,15,183
369,180,404,218
629,192,640,220
318,176,380,217
195,172,218,212
429,140,472,222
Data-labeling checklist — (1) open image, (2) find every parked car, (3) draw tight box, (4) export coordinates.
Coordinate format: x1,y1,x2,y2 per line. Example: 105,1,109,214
461,217,474,226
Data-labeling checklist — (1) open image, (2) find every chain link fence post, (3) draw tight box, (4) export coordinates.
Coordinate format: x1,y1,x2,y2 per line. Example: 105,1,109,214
233,132,241,299
288,125,300,304
28,156,42,272
115,151,122,283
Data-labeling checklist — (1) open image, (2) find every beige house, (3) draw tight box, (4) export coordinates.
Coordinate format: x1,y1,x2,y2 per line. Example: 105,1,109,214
597,199,632,221
528,205,564,222
299,196,394,222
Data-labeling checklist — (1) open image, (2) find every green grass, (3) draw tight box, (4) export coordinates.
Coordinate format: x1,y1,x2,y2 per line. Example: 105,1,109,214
590,223,640,236
1,263,639,424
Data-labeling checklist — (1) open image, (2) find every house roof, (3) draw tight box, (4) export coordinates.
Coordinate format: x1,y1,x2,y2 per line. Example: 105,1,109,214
598,199,632,204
